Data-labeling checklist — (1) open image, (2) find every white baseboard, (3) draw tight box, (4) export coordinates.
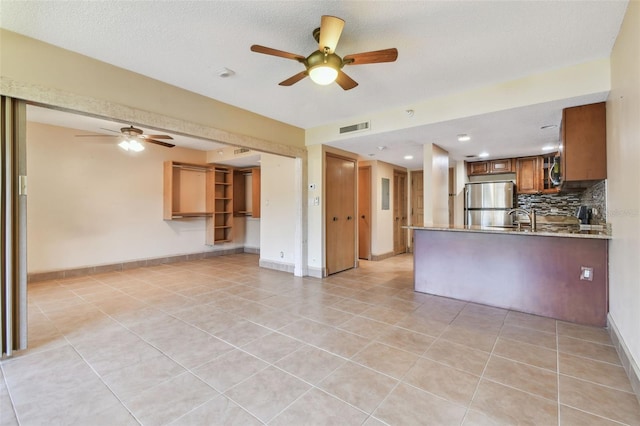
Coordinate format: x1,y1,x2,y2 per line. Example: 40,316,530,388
258,259,295,274
608,313,640,403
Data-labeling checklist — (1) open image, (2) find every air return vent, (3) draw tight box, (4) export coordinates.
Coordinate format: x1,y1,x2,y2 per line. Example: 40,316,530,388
234,148,250,155
339,121,370,134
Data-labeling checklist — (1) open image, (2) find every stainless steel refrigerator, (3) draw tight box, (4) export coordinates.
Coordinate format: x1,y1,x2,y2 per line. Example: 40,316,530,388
464,181,515,227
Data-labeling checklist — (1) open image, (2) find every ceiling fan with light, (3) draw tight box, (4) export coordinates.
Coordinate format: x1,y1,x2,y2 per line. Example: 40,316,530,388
75,126,175,151
250,15,398,90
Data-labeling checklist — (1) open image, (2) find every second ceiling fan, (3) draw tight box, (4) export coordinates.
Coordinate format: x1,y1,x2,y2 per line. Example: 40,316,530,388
251,15,398,90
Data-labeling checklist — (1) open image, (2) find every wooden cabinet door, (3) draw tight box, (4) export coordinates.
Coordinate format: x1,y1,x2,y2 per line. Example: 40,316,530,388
516,157,540,194
326,154,356,275
468,161,489,175
563,102,607,181
490,159,514,173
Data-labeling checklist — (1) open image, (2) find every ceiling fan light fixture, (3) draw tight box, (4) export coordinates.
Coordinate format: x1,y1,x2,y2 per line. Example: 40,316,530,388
118,138,145,152
309,65,338,85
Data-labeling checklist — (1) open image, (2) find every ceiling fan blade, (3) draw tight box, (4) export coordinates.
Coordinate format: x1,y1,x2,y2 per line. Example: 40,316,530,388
99,127,123,134
142,134,174,140
343,48,398,65
250,45,305,61
75,134,118,137
144,139,175,148
319,15,345,53
279,71,308,86
335,71,358,90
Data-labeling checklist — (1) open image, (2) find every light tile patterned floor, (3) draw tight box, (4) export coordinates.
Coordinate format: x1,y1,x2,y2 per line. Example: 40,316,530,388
1,253,639,425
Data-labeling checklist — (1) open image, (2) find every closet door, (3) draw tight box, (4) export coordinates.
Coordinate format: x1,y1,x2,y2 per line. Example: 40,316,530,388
325,154,356,275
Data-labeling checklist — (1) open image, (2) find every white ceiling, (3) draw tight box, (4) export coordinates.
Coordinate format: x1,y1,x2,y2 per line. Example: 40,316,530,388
0,1,628,168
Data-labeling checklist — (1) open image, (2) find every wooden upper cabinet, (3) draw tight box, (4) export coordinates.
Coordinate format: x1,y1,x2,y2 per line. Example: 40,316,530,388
561,102,607,183
489,158,514,174
467,158,514,176
516,156,540,194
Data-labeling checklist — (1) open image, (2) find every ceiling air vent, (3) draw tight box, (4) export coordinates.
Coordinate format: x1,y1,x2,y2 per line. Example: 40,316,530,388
340,121,370,134
234,148,250,155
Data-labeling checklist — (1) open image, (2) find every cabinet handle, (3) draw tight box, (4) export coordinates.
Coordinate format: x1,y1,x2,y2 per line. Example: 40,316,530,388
361,215,365,219
347,216,353,220
332,217,338,221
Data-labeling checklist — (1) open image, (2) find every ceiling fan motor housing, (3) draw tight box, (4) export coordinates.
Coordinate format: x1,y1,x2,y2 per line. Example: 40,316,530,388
121,126,143,136
306,50,343,70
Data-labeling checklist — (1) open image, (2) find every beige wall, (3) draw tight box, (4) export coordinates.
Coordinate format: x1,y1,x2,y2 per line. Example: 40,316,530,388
26,122,233,273
607,0,640,382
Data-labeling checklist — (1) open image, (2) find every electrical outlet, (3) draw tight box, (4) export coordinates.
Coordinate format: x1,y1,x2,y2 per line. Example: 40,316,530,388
580,266,593,281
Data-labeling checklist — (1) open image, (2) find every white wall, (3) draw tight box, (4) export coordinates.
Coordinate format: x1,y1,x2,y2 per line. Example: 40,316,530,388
26,122,233,273
607,0,640,383
371,161,395,257
259,153,296,267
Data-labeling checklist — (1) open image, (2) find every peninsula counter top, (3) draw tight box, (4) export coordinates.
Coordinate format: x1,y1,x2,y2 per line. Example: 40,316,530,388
406,224,611,240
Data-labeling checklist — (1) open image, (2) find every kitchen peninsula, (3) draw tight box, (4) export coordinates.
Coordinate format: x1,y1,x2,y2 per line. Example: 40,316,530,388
411,225,609,326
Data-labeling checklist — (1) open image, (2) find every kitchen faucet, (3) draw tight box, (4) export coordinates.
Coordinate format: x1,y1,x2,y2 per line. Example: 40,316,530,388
507,208,536,232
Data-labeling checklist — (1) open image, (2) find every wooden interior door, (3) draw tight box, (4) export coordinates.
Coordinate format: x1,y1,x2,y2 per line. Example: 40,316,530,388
393,170,408,255
326,154,356,275
410,171,424,227
358,166,371,260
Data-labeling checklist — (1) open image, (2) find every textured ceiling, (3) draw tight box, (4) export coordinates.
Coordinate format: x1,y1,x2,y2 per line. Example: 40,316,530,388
0,1,629,167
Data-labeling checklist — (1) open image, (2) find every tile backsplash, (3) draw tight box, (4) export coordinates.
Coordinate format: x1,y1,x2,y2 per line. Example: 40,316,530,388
517,180,607,223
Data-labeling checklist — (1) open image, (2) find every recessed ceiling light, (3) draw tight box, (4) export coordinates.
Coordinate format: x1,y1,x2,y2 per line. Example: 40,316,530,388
404,155,414,160
478,152,489,158
377,146,387,151
542,145,557,151
457,134,471,142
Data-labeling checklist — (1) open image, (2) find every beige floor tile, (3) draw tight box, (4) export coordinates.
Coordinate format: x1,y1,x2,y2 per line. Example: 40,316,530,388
492,337,557,371
440,324,498,352
224,366,311,423
278,318,334,343
559,375,640,425
404,357,480,406
6,254,632,426
462,409,505,425
373,382,467,425
499,324,557,350
484,355,558,400
559,404,622,426
558,335,621,365
559,352,634,392
125,372,218,425
270,388,368,426
338,316,391,339
319,361,398,414
275,345,346,384
241,331,303,363
313,328,370,358
100,353,186,401
361,305,409,325
212,319,271,347
424,338,491,376
193,349,268,392
504,310,557,333
169,394,261,426
557,321,612,345
352,342,419,379
470,379,558,425
375,326,435,355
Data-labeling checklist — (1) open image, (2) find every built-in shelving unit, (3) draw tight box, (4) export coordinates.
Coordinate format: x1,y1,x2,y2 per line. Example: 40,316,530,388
206,166,234,244
163,161,214,220
233,167,261,218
